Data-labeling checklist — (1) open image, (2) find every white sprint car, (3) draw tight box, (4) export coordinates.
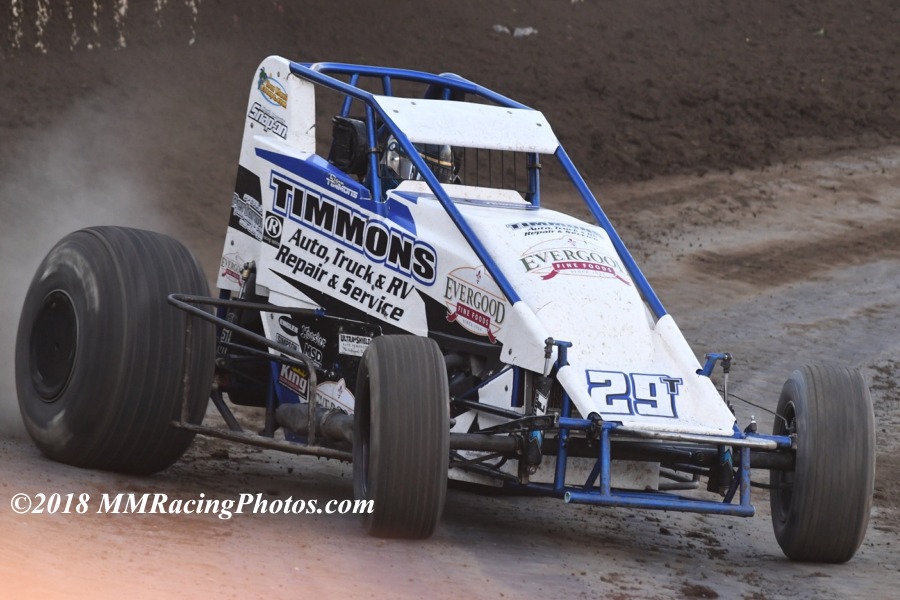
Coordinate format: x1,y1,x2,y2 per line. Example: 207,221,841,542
16,56,875,561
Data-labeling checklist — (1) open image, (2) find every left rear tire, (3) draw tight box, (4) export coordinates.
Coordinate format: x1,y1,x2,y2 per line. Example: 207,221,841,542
15,226,215,475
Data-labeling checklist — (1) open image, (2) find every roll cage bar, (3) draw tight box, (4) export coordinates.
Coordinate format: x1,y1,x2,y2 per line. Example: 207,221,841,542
290,61,667,320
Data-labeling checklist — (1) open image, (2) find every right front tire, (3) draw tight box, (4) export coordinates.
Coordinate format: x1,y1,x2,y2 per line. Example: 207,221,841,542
353,335,450,539
770,365,875,562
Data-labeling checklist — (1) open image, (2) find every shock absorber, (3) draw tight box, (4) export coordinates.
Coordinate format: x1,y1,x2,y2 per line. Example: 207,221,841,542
521,338,555,480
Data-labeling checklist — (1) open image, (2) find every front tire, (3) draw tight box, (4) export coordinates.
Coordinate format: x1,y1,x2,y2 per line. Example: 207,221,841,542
15,226,215,475
770,365,875,562
353,335,449,539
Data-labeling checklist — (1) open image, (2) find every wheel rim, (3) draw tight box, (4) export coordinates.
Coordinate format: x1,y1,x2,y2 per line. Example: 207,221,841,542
30,290,78,401
771,400,797,521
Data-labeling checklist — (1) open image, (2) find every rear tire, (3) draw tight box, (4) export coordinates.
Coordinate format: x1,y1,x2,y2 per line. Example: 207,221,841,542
15,226,215,475
353,335,449,538
769,365,875,562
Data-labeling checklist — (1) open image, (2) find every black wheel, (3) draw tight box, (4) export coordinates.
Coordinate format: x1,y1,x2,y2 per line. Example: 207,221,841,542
770,365,875,562
353,335,449,538
15,226,215,475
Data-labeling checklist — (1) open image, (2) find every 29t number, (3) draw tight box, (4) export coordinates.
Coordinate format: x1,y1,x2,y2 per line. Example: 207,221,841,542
586,370,683,418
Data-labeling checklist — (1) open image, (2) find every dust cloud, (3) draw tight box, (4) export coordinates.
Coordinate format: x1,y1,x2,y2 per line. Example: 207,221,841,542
1,0,237,438
0,99,173,437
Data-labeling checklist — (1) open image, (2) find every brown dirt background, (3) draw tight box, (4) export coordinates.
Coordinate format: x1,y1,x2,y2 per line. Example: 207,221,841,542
1,2,899,599
3,1,900,186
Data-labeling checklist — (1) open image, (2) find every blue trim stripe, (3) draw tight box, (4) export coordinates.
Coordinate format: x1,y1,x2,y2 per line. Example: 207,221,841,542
255,148,418,236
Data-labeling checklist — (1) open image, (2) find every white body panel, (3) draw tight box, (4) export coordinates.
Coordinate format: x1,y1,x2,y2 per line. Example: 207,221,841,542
374,96,559,152
217,56,316,294
393,184,736,436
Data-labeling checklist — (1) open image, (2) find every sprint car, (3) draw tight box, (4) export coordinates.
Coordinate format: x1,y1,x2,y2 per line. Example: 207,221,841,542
16,56,875,561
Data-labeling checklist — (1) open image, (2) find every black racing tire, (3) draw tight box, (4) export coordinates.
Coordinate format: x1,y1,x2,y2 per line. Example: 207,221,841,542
769,365,875,563
15,226,216,475
353,335,449,539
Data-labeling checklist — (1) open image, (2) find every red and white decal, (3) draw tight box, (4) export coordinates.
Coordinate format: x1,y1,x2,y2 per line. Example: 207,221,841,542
519,236,631,285
443,266,507,343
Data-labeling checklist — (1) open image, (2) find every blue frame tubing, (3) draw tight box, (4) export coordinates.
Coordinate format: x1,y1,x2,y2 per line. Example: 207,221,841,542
537,339,783,515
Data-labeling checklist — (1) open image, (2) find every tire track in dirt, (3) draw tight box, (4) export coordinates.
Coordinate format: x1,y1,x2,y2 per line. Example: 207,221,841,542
583,147,900,597
690,217,900,287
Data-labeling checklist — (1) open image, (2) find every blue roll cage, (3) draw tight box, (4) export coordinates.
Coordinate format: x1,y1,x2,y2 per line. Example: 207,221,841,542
294,61,666,318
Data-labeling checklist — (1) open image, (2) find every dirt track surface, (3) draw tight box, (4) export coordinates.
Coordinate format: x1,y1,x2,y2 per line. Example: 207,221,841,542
1,2,899,599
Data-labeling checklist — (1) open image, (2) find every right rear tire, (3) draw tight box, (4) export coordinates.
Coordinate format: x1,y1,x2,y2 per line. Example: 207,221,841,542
353,335,449,539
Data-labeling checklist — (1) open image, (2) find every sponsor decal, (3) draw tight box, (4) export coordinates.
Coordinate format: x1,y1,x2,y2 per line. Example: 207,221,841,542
444,266,507,343
220,252,244,285
273,231,409,325
302,342,323,366
275,332,299,351
279,364,308,397
257,68,287,108
317,379,354,412
278,317,326,365
338,333,372,357
270,171,436,286
298,324,326,349
248,102,287,138
505,220,607,242
266,168,434,323
520,236,630,285
263,213,283,248
326,173,359,199
229,166,263,240
232,192,263,241
278,316,299,336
